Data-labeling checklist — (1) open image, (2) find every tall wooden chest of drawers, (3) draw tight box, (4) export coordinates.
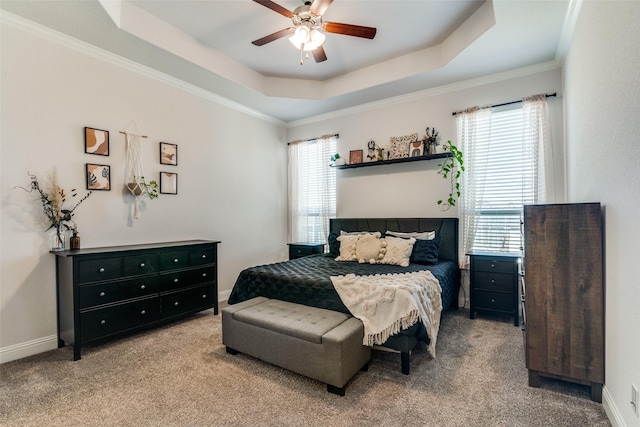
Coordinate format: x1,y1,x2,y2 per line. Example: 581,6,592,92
53,240,219,360
469,252,521,326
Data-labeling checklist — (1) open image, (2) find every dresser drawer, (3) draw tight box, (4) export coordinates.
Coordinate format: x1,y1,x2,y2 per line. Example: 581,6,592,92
473,271,514,293
473,290,514,313
159,250,190,271
189,247,216,266
161,285,215,318
79,276,159,309
78,257,122,284
123,253,158,276
474,258,514,274
80,297,160,342
159,266,215,292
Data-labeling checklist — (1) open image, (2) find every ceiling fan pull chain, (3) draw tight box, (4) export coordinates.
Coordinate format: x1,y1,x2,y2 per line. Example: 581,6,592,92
300,47,304,65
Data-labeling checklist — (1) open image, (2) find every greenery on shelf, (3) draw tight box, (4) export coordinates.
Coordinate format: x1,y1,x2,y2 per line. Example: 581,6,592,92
437,141,464,210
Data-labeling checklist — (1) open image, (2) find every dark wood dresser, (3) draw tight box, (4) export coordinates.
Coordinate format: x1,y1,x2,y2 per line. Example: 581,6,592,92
53,240,220,360
469,252,521,326
523,203,604,402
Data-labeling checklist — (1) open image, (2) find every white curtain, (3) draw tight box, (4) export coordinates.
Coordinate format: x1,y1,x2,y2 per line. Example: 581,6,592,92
287,135,337,245
458,107,492,267
523,94,556,203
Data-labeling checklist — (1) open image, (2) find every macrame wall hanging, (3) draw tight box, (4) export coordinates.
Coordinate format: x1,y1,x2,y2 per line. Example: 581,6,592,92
121,121,158,219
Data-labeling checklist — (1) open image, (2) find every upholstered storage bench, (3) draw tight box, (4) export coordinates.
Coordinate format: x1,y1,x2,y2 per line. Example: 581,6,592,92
222,297,371,396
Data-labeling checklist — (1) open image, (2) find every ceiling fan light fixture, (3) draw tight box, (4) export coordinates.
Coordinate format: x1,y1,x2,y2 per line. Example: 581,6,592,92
289,27,325,51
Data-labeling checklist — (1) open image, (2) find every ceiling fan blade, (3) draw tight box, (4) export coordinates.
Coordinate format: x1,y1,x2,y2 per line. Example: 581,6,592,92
251,27,295,46
310,0,333,16
324,22,377,39
252,0,293,18
312,45,328,63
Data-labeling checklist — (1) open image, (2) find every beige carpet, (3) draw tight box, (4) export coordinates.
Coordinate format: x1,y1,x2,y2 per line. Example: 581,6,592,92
0,307,610,426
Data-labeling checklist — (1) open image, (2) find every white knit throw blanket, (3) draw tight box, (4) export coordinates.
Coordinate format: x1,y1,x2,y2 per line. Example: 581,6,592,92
330,271,443,357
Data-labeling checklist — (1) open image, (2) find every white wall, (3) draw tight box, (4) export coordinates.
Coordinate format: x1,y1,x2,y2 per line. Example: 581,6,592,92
564,2,640,426
0,17,287,362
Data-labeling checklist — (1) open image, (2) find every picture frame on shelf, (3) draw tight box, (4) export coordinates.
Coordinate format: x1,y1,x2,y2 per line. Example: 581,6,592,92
409,140,424,157
160,172,178,194
86,163,111,191
84,127,109,156
349,149,363,164
160,142,178,166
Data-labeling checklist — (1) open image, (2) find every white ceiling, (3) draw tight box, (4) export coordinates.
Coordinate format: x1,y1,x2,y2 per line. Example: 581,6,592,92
0,0,571,123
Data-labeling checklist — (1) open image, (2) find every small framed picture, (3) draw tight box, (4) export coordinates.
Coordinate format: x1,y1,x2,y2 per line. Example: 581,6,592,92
160,172,178,194
349,149,363,164
409,140,424,157
86,163,111,190
84,127,109,156
160,142,178,166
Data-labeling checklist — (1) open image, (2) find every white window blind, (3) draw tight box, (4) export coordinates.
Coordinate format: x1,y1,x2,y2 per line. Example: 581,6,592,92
466,107,536,253
288,136,337,246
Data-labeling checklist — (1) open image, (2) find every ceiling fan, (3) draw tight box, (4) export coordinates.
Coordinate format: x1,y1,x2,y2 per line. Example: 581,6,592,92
251,0,377,64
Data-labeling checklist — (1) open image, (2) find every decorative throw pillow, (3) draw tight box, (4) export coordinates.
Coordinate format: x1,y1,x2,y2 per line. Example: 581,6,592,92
380,236,416,267
355,232,387,264
410,235,442,265
385,230,435,240
388,133,418,160
335,234,359,261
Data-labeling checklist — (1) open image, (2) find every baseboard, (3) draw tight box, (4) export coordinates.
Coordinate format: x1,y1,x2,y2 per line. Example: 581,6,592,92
219,289,231,303
603,386,626,427
0,334,58,364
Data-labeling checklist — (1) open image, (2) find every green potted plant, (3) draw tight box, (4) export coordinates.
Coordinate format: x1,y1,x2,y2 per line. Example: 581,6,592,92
330,153,345,166
437,141,464,210
126,175,158,199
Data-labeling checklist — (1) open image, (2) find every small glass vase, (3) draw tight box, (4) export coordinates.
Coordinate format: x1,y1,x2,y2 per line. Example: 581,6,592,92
51,225,66,252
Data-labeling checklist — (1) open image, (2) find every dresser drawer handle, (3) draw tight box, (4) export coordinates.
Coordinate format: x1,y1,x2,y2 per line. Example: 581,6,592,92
141,310,146,315
140,263,145,268
490,264,495,268
99,292,106,297
202,294,207,299
173,278,179,283
174,302,179,306
99,268,105,273
201,254,207,259
202,273,207,277
491,299,496,303
100,320,106,325
140,284,146,290
491,279,495,283
173,258,179,263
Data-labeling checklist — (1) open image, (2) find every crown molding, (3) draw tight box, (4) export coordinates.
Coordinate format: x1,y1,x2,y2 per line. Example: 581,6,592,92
287,60,561,128
555,0,583,64
0,11,284,126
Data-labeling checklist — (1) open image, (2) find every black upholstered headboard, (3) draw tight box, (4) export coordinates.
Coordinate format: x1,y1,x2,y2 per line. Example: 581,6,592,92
329,218,459,264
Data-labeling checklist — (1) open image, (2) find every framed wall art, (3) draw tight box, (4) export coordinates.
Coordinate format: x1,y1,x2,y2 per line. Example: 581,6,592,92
84,127,109,156
160,142,178,166
160,172,178,194
349,149,363,164
86,163,111,190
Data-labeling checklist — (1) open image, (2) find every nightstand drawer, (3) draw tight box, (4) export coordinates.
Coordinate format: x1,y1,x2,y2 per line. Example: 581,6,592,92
473,290,514,312
288,243,324,260
474,258,514,274
473,272,514,293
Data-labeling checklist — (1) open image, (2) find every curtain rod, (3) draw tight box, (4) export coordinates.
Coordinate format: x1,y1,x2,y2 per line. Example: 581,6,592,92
288,133,339,145
452,92,557,116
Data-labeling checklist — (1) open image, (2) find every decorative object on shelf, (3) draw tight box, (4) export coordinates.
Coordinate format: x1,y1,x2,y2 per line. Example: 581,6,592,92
160,142,178,166
437,140,464,210
84,127,109,156
366,140,376,161
160,172,178,194
122,121,156,219
409,140,424,157
349,150,363,164
389,133,418,159
86,163,111,191
330,153,345,166
69,228,80,250
15,170,92,251
423,127,440,155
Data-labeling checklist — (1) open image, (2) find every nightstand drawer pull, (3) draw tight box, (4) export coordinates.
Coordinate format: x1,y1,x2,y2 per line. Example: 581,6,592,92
140,263,145,268
490,263,495,268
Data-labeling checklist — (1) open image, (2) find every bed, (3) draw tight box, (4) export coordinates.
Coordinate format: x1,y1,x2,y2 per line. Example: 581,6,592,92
227,218,461,374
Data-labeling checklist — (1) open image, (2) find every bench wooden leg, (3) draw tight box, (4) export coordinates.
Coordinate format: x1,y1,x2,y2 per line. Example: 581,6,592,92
361,362,369,372
226,346,239,355
327,384,345,396
401,352,410,375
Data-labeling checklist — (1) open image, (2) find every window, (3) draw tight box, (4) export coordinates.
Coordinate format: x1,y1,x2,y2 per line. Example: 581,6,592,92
459,96,553,258
287,135,337,246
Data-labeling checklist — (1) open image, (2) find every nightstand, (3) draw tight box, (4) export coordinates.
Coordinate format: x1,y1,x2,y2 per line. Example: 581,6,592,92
287,242,325,260
468,252,521,326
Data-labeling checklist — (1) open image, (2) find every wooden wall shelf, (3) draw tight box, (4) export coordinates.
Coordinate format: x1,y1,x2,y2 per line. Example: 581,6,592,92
332,152,451,170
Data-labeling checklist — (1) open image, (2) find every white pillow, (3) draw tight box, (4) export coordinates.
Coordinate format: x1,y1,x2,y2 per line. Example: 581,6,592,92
380,236,416,267
355,232,387,264
340,230,374,236
335,234,359,261
385,230,435,240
